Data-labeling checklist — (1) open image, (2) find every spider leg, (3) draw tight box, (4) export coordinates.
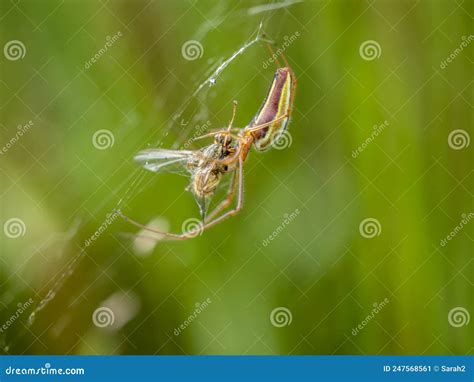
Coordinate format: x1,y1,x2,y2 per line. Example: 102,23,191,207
228,100,238,130
192,130,241,142
115,157,243,241
191,101,239,144
193,139,244,167
243,113,289,134
204,168,238,222
195,113,292,144
114,210,194,241
265,42,283,68
199,155,244,230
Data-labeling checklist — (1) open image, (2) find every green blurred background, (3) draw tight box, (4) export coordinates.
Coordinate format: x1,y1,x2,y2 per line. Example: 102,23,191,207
1,0,472,355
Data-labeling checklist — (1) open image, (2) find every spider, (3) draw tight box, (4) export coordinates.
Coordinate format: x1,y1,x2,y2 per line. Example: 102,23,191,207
117,61,296,240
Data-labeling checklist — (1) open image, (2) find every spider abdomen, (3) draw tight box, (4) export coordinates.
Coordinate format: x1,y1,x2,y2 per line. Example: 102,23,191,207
248,67,294,151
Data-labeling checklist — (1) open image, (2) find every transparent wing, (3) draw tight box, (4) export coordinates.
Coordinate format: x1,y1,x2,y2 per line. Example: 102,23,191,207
134,149,196,176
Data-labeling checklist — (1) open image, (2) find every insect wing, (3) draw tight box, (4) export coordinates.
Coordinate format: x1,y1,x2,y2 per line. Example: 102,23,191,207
134,149,195,175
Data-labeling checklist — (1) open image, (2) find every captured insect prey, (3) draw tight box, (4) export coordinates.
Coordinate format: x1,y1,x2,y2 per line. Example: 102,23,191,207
118,64,296,240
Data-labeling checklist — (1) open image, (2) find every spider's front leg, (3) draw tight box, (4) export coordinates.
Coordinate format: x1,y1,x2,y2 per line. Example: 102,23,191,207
191,101,240,143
